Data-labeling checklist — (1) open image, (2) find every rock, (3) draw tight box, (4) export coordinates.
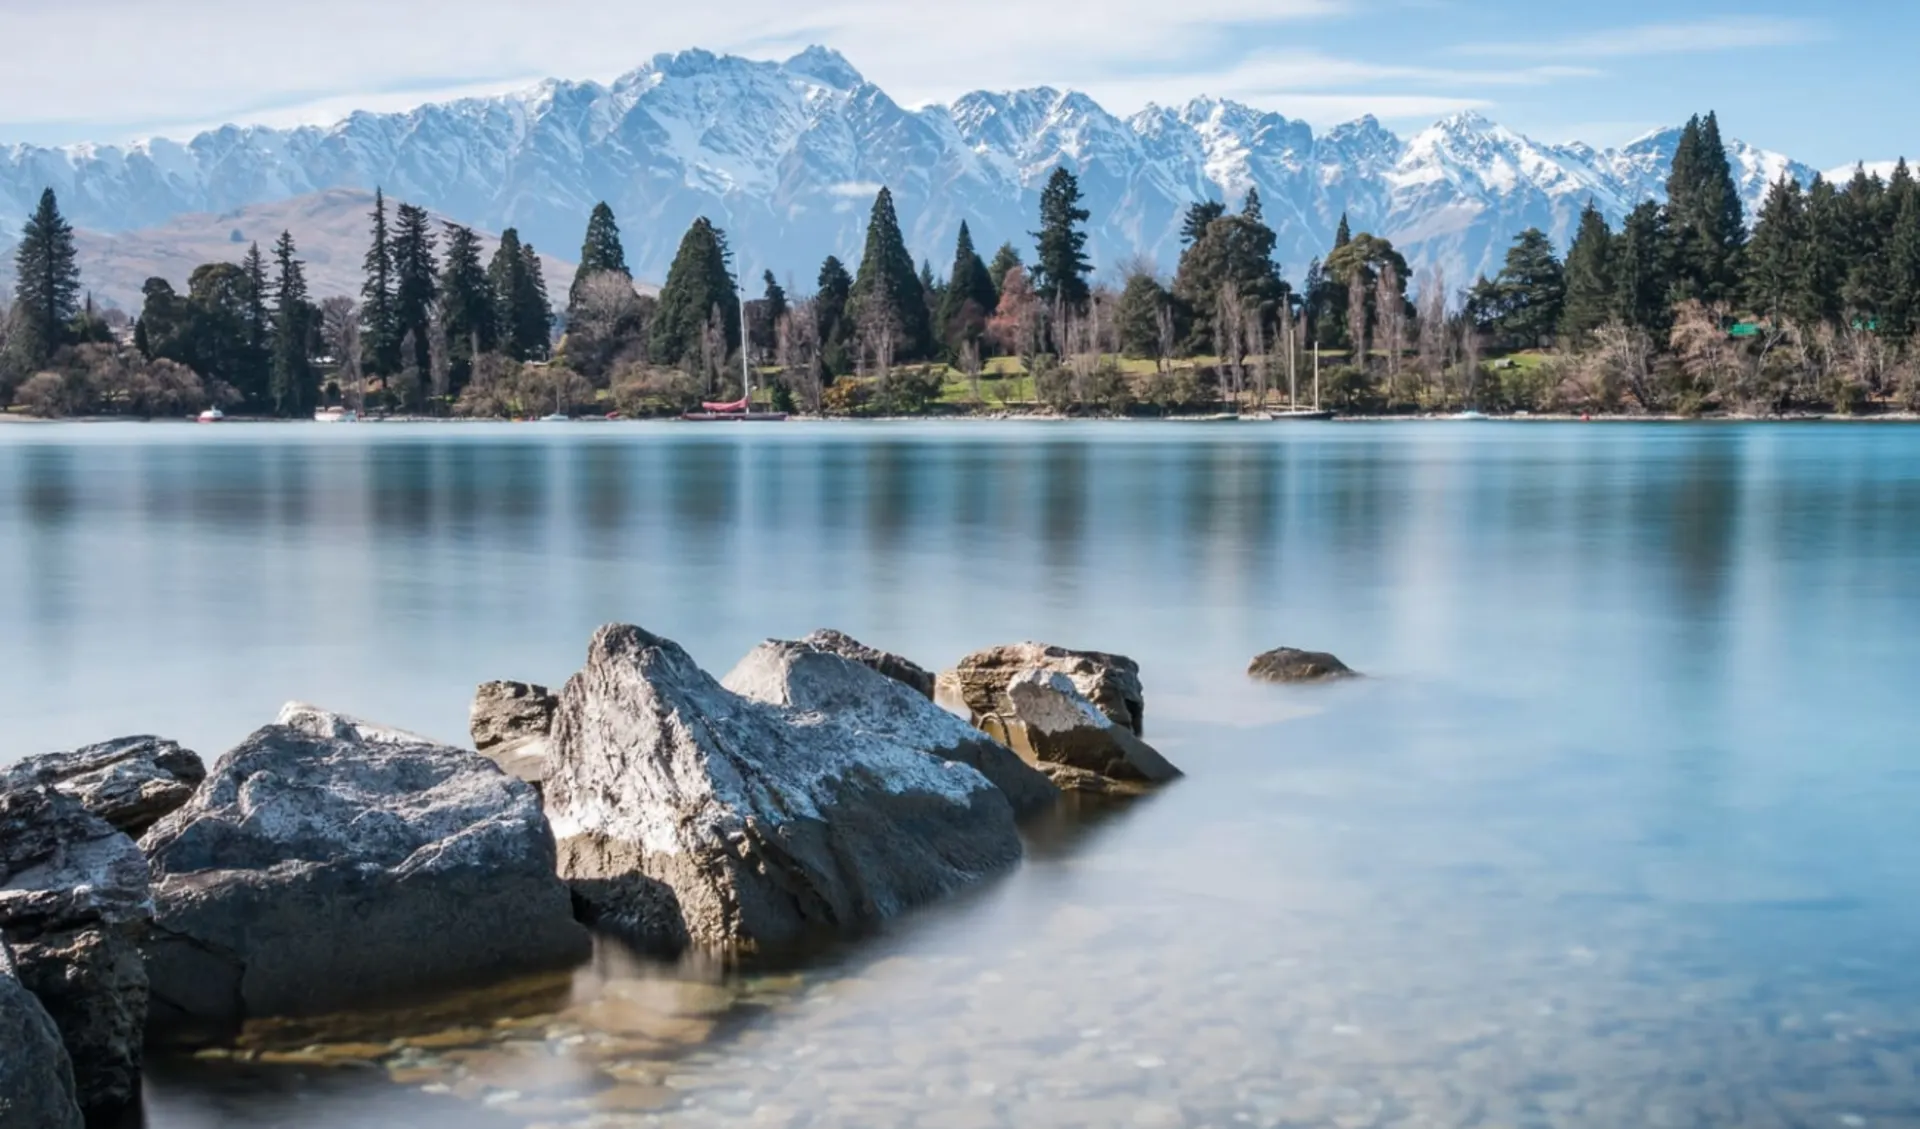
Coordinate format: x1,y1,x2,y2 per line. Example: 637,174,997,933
0,939,84,1129
937,643,1146,736
798,629,936,699
0,787,152,1116
569,876,690,960
1248,647,1356,683
1,736,206,837
470,681,559,785
139,703,590,1033
985,672,1182,790
544,625,1025,954
724,638,1058,817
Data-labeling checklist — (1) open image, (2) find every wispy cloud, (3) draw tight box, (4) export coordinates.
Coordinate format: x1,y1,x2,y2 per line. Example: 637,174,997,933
1455,17,1821,60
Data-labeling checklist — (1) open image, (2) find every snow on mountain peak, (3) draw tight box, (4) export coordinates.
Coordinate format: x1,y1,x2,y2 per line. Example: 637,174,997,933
0,46,1835,293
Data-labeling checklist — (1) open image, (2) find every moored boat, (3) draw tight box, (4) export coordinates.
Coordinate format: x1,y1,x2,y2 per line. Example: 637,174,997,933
313,407,358,423
196,408,224,423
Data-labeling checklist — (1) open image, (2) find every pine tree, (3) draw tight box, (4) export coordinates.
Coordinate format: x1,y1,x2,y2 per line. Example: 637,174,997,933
1030,167,1092,309
239,241,272,406
269,231,317,417
850,187,933,359
1886,161,1920,337
816,255,854,376
1180,201,1226,247
438,222,495,391
1744,176,1808,321
1839,166,1891,321
517,241,554,361
987,243,1022,295
1666,113,1746,304
391,203,439,395
1334,213,1353,249
1800,177,1849,326
360,188,400,376
1613,202,1674,337
12,188,81,366
569,202,630,314
758,270,789,356
1559,203,1616,343
1487,229,1565,349
937,221,998,356
650,217,737,367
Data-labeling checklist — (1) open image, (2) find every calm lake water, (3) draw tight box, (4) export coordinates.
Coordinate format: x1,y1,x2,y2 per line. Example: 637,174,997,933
2,421,1918,1129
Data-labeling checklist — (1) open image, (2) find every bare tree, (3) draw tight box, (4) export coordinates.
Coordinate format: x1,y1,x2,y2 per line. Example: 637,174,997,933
429,308,451,405
1154,299,1176,375
1375,262,1405,408
1215,281,1244,408
1459,314,1483,410
1346,271,1370,379
1416,266,1448,408
1589,321,1656,412
1669,299,1738,406
319,296,363,410
859,294,900,385
1245,301,1270,410
960,337,984,406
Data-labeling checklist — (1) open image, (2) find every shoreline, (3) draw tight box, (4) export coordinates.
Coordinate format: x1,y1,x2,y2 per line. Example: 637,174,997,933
6,411,1919,426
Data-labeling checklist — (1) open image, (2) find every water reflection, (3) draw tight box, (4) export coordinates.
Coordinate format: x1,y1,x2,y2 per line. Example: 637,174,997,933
1,422,1917,1128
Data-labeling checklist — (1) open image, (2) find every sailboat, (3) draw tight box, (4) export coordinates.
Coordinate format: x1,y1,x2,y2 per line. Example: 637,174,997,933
539,381,569,422
1262,334,1333,420
682,291,789,422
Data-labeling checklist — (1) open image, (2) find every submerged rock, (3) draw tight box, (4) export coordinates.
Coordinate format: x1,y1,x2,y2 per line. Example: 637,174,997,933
544,625,1024,954
140,703,590,1033
0,939,83,1129
990,672,1182,790
470,680,559,785
0,787,152,1115
725,637,1058,817
1,736,205,837
1248,647,1356,683
937,643,1146,736
569,875,690,960
798,629,936,699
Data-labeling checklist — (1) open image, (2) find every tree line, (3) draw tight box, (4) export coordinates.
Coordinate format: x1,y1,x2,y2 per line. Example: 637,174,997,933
4,108,1915,418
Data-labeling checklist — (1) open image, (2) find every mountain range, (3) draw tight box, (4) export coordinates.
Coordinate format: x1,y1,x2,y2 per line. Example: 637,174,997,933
0,46,1860,305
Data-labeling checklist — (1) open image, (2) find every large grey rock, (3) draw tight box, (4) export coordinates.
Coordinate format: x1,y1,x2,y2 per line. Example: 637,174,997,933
544,625,1025,955
0,788,151,1116
469,681,558,785
1,736,205,837
799,629,936,699
725,637,1058,817
1249,647,1357,683
0,940,83,1129
985,672,1182,793
937,643,1147,736
140,703,590,1033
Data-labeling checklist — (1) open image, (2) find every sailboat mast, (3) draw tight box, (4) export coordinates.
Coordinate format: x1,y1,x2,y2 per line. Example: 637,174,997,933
1286,309,1297,409
739,289,751,412
1313,341,1321,410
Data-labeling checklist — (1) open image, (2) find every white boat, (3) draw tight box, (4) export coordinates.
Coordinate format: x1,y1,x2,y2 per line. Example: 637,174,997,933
539,412,571,422
1452,409,1488,420
196,408,224,423
1262,408,1335,421
313,407,358,423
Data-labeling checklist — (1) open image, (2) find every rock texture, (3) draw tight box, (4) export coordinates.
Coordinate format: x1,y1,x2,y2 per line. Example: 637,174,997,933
0,788,152,1115
938,643,1147,736
140,704,590,1033
569,875,690,960
989,672,1183,791
799,629,936,699
0,939,84,1129
1,736,205,837
545,625,1024,954
726,637,1058,817
1249,647,1357,683
470,680,559,785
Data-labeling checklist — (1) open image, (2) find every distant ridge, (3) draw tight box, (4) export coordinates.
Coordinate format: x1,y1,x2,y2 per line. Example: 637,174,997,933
0,47,1849,293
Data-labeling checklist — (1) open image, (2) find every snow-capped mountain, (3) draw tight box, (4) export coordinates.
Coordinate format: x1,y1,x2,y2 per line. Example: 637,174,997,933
0,47,1831,297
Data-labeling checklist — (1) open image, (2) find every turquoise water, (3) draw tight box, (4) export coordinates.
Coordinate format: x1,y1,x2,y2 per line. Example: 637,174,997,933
2,422,1918,1128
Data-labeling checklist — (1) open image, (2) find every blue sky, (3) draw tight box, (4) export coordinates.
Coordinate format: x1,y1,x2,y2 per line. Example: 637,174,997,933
0,0,1904,168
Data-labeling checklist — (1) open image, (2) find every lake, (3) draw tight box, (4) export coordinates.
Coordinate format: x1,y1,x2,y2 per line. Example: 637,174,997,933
3,421,1918,1129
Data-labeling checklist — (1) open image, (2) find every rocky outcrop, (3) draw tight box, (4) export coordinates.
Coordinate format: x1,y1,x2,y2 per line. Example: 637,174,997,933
799,629,936,698
937,643,1146,736
569,875,690,960
544,625,1024,954
0,788,151,1116
1249,647,1357,683
1,736,205,837
0,939,83,1129
469,681,558,785
724,637,1058,817
987,672,1182,793
140,704,590,1033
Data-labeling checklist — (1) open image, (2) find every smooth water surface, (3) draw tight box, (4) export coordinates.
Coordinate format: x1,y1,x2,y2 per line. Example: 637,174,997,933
2,421,1917,1129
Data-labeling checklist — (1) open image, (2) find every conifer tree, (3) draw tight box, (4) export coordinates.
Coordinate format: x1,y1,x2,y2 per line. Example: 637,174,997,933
650,217,737,366
1031,167,1092,309
269,231,317,417
1744,176,1809,321
850,187,932,359
1886,161,1920,337
569,202,630,313
360,188,400,376
1666,113,1746,304
816,255,854,376
1613,202,1674,337
1800,177,1849,326
1180,201,1227,247
12,188,81,367
758,270,789,356
517,241,555,361
239,241,272,406
1559,203,1617,343
1334,213,1353,249
987,243,1022,295
937,221,998,357
438,222,495,391
1485,228,1565,349
391,203,439,394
